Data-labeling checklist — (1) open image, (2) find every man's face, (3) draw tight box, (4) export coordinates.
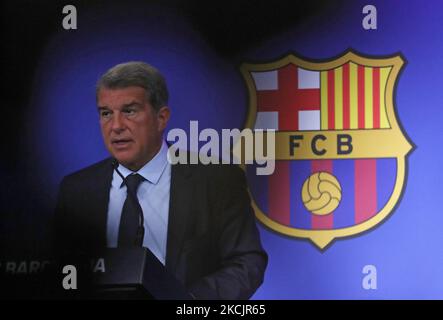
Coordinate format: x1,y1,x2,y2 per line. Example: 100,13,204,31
97,86,170,171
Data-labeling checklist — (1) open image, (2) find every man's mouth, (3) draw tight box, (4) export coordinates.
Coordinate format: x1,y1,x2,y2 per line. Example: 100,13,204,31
111,139,133,147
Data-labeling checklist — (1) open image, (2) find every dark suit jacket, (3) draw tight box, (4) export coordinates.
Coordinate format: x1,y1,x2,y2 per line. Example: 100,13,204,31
54,158,267,299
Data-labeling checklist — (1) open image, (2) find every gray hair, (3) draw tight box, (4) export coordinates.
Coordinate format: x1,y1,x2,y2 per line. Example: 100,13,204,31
96,61,169,111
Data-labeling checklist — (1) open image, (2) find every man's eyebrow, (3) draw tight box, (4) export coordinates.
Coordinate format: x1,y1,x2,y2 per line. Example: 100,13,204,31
121,101,142,108
97,102,141,110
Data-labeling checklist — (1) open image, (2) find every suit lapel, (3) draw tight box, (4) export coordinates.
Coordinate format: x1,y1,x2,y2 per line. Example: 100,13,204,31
91,158,114,247
165,163,193,274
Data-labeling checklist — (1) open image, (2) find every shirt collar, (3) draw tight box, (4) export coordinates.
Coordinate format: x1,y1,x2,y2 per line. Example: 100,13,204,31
114,140,169,187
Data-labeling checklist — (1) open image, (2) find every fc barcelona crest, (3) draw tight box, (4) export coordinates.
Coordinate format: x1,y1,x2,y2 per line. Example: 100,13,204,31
240,50,413,249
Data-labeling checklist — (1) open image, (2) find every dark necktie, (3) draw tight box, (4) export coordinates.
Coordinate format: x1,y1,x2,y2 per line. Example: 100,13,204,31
118,173,145,247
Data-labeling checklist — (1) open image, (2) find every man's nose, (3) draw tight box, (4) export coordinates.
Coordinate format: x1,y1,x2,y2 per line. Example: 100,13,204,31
111,112,126,132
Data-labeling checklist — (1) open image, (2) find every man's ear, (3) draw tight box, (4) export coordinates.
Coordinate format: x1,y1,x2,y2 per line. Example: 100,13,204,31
157,106,170,131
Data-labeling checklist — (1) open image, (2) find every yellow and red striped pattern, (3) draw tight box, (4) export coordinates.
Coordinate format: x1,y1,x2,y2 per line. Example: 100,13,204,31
320,63,391,130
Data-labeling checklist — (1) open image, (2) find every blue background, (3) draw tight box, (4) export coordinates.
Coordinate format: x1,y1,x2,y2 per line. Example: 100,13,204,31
23,0,443,298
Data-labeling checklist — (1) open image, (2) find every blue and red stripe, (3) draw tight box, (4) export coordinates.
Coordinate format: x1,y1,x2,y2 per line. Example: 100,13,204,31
290,160,312,229
332,159,355,228
247,158,397,230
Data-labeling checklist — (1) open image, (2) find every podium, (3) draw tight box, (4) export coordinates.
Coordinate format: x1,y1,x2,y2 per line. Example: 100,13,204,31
89,247,192,300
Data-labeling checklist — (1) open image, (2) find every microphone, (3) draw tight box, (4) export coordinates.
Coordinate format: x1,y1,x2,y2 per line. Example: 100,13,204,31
111,158,145,246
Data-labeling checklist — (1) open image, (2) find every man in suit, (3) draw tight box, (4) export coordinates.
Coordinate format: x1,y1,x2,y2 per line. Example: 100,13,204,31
54,61,267,299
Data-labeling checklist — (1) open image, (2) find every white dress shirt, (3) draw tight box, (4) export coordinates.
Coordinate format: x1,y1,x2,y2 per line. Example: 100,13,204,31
106,140,171,265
